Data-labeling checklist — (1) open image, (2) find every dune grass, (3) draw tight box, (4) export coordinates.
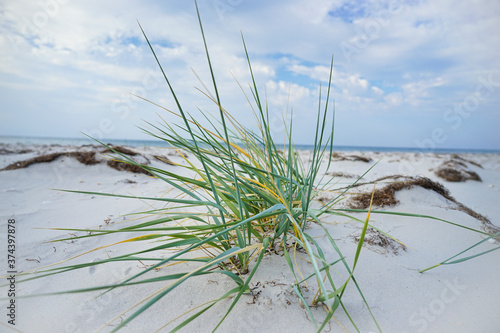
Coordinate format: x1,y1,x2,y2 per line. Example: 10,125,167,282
23,4,380,331
13,2,500,332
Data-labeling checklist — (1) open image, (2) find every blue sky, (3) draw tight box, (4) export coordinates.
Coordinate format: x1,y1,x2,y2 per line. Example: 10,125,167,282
1,0,499,150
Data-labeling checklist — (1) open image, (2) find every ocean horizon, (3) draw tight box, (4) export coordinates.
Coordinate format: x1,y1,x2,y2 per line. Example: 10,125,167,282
1,135,499,154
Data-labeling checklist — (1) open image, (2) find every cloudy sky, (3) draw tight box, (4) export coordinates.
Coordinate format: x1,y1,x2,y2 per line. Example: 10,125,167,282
1,0,499,150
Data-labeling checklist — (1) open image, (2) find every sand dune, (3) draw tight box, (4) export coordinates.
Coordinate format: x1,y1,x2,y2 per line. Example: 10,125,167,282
1,143,499,332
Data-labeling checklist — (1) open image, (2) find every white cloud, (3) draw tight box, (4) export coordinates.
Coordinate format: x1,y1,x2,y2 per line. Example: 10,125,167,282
265,80,310,107
346,74,369,89
287,63,331,82
384,92,403,106
288,63,369,92
402,76,447,106
0,0,499,149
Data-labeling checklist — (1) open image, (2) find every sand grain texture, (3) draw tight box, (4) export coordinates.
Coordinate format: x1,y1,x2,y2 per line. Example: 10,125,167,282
1,144,499,332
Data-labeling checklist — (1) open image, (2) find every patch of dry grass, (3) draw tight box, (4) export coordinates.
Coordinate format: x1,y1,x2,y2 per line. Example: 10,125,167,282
354,228,407,255
1,151,100,171
106,159,153,176
1,148,155,176
330,152,372,163
434,157,482,182
100,145,138,156
347,175,499,236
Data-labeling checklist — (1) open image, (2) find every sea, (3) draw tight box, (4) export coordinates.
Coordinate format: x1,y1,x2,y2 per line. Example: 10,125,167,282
1,135,499,154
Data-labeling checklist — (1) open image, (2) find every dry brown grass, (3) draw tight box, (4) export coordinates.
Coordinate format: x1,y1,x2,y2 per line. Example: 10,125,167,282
1,147,154,176
153,155,176,166
434,157,482,182
354,227,407,255
100,145,138,156
450,154,483,168
325,171,360,178
331,152,372,163
347,175,499,236
68,151,101,165
435,168,481,182
348,176,450,209
106,160,153,176
0,147,33,155
1,151,100,171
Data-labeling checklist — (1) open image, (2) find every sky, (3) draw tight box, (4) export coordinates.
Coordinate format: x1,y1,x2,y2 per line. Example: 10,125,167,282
1,0,499,150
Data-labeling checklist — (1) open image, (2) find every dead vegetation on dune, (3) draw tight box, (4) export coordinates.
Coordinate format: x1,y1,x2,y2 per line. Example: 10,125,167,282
354,228,407,255
2,153,62,170
0,145,166,176
325,171,360,179
69,151,101,165
450,154,483,168
106,159,153,176
1,151,100,171
347,175,499,236
331,152,372,163
348,176,450,209
0,147,33,155
100,145,138,156
434,156,482,182
435,168,481,182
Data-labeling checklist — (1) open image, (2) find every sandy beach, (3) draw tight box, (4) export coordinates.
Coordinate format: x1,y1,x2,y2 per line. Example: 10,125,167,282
1,142,500,333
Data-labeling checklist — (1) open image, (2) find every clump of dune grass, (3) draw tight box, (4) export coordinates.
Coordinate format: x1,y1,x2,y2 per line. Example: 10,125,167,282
14,2,500,332
19,4,379,331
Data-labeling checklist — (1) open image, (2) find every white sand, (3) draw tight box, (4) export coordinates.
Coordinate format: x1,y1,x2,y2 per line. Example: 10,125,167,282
1,143,499,333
